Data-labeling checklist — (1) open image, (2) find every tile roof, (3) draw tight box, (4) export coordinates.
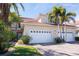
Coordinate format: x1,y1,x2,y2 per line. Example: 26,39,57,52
20,17,38,22
20,17,75,27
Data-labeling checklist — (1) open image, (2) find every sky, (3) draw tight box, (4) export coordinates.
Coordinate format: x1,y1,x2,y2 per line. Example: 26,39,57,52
14,3,79,20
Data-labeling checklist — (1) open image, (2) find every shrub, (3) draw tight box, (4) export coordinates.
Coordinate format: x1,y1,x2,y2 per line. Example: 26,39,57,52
75,37,79,41
54,37,64,43
0,42,14,52
19,35,31,44
10,32,16,41
8,46,42,56
16,39,24,44
0,20,15,52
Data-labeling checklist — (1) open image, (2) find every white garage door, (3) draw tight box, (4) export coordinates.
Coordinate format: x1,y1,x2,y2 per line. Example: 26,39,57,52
29,30,53,44
63,32,75,42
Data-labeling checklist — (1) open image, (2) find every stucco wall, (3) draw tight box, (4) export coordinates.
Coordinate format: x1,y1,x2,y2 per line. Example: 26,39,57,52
23,23,57,40
23,23,76,39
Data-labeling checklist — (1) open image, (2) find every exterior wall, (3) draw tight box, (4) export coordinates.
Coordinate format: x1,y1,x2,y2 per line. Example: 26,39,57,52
37,14,76,33
55,25,76,40
11,22,22,31
11,22,23,39
23,23,76,37
23,23,56,37
64,26,76,37
77,32,79,37
23,23,57,43
75,25,79,37
64,26,75,32
21,16,76,43
22,23,76,43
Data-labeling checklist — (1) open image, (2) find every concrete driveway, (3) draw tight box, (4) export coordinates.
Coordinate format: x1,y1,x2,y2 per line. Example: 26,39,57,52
32,43,79,56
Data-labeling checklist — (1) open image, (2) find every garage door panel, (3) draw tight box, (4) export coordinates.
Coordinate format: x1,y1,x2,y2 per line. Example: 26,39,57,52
62,32,75,42
29,30,53,43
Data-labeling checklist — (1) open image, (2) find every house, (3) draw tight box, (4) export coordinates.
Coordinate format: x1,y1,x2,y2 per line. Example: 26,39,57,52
11,21,23,39
67,20,79,37
21,14,76,44
74,20,79,37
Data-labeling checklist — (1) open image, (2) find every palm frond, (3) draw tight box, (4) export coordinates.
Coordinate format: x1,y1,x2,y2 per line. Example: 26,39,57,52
68,17,75,23
60,8,66,16
66,12,76,17
20,3,25,11
12,3,19,16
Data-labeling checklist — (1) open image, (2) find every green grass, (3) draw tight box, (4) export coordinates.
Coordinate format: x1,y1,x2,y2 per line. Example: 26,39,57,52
9,46,42,56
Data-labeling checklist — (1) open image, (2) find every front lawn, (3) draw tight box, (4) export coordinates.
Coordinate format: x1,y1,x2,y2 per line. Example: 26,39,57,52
8,46,42,56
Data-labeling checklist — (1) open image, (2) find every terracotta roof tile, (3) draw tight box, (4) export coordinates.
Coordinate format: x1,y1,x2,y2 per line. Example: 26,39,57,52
20,17,75,27
20,17,38,22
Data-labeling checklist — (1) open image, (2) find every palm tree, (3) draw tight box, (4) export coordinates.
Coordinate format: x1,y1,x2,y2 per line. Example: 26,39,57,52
0,4,24,52
48,6,76,39
48,6,76,38
59,6,76,39
8,12,22,25
8,12,23,40
0,3,24,25
48,6,62,38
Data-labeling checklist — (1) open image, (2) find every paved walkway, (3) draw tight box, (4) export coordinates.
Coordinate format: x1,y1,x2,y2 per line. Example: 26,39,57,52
32,43,79,56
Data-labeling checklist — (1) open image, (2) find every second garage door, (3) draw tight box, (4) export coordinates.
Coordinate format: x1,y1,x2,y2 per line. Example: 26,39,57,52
29,30,54,44
62,32,75,42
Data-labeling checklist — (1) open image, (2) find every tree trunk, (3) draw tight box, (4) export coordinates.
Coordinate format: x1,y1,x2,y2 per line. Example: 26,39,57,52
65,24,67,42
57,18,61,38
61,23,65,42
0,3,10,25
58,23,60,37
62,24,64,39
64,23,67,42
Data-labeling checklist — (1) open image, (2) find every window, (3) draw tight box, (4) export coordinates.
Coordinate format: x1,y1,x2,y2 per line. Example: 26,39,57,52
49,31,51,33
47,31,49,33
30,30,51,33
36,31,38,33
42,31,44,33
31,31,32,33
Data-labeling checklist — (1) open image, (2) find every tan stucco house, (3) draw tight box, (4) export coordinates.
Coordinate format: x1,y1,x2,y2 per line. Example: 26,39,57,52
20,14,76,44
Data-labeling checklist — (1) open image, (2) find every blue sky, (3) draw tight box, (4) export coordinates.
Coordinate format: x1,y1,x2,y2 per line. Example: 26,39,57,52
16,3,79,20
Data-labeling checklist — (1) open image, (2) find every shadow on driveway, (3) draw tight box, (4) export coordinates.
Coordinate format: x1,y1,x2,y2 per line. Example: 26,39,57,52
37,48,71,56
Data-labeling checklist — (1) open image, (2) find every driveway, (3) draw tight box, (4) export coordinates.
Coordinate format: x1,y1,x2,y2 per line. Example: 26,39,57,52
32,43,79,56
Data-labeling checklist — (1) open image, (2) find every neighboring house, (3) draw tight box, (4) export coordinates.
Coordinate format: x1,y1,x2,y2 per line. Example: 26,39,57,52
11,22,23,39
37,14,49,24
21,14,76,44
74,20,79,37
